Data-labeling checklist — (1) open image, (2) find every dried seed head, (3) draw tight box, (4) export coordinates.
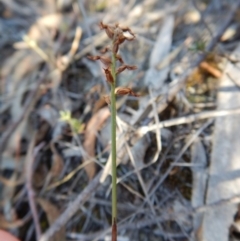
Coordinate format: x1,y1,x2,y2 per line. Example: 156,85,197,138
111,25,135,53
103,68,114,84
87,55,112,67
115,87,139,97
103,95,111,105
99,22,115,39
116,65,137,74
99,21,135,44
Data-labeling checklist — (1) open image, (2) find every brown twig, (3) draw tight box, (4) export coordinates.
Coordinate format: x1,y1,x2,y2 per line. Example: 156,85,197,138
25,132,41,240
138,107,240,135
200,61,222,78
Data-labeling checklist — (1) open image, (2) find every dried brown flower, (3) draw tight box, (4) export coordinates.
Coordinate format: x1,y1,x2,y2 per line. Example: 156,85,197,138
99,22,115,39
87,55,112,67
115,87,139,97
99,22,135,54
116,65,137,74
103,67,114,84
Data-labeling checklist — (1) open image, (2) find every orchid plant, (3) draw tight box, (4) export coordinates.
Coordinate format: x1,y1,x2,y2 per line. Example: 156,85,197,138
88,22,138,241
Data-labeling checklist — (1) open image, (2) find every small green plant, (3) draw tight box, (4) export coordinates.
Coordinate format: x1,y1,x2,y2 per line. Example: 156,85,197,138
59,110,84,134
88,22,138,241
189,39,206,52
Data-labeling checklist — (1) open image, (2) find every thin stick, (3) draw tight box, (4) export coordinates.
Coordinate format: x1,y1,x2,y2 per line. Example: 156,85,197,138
25,132,41,240
138,107,240,135
149,86,162,163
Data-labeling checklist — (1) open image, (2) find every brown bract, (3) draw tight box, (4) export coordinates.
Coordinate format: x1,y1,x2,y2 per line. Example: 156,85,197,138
87,55,112,67
116,64,137,74
115,87,139,97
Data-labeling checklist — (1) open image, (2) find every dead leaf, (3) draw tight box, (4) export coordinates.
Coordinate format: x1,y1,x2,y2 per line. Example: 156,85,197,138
50,142,64,178
37,198,65,241
83,107,110,179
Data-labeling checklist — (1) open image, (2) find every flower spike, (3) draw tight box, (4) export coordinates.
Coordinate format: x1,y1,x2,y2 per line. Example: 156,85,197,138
93,22,138,241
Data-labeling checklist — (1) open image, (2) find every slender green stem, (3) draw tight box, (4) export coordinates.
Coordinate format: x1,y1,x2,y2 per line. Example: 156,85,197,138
110,52,117,223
